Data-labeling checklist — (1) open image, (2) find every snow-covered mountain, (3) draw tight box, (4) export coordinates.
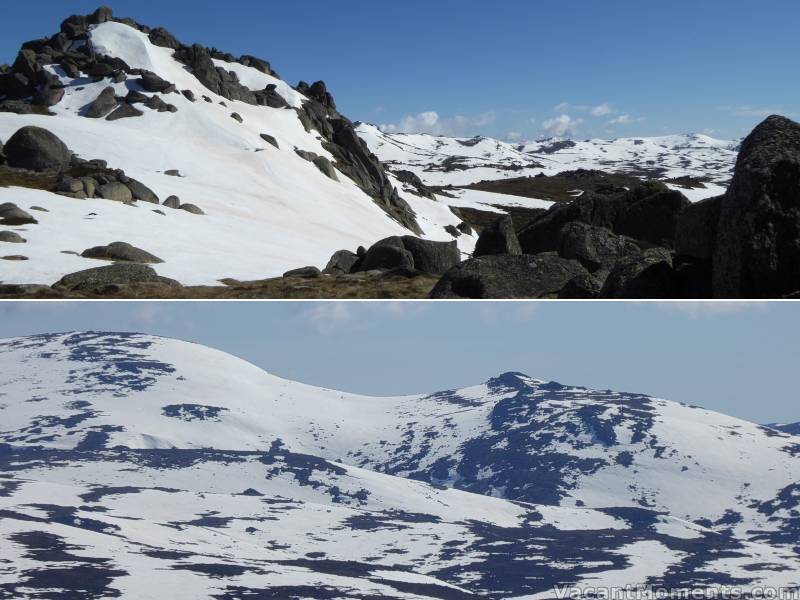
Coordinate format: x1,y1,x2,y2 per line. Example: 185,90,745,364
2,332,800,597
357,124,737,202
0,8,473,287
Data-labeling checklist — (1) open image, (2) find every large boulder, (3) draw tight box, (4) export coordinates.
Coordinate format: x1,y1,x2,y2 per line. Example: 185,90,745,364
359,237,414,272
557,222,637,273
53,264,179,293
714,115,800,297
600,248,675,299
85,87,118,119
0,231,26,244
615,190,690,248
473,215,522,257
430,253,587,299
106,103,143,121
3,126,71,172
400,236,461,275
80,242,163,264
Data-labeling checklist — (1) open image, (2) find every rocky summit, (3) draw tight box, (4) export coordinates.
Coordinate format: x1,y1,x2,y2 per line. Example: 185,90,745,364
0,6,798,298
1,332,800,597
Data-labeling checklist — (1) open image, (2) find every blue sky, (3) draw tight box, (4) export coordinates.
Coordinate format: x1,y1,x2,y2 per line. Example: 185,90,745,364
0,301,796,425
1,0,797,140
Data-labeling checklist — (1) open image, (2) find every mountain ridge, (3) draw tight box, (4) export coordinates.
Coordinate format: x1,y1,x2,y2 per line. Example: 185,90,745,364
1,332,800,595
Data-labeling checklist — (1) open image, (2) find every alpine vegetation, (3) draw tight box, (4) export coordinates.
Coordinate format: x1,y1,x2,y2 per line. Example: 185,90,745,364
1,332,800,597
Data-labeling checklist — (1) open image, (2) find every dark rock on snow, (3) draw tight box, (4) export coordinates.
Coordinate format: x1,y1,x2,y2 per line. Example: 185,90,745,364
85,86,118,119
179,203,204,215
163,196,181,209
0,231,26,244
106,103,144,121
97,182,133,203
260,133,279,149
0,203,38,226
3,126,71,172
81,241,164,264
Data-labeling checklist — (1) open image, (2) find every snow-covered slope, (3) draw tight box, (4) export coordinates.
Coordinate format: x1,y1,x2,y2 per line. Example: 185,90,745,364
357,123,737,200
0,18,473,286
1,332,799,597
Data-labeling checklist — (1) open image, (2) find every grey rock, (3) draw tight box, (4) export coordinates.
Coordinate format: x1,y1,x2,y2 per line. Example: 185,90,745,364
4,126,71,172
0,231,26,243
163,196,181,209
125,179,159,204
97,182,133,203
558,222,638,273
106,103,144,121
400,236,461,275
0,203,37,225
283,266,322,278
714,115,800,298
231,112,243,123
359,237,414,272
474,215,522,257
600,248,675,299
81,241,163,264
675,195,723,261
53,264,180,292
323,249,359,275
182,89,196,102
57,176,84,194
179,203,204,215
558,272,605,299
430,253,587,299
615,189,690,248
85,87,118,119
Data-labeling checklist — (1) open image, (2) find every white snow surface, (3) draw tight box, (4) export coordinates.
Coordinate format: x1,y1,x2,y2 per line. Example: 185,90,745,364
0,22,474,286
1,332,800,597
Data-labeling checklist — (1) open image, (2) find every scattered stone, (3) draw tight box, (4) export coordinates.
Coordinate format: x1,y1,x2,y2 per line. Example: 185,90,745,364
81,241,164,263
0,231,26,243
1,255,28,261
164,169,182,177
0,203,37,225
473,215,522,257
260,133,279,149
153,209,166,216
231,112,243,123
312,156,338,181
53,263,180,292
182,89,196,102
29,206,48,212
57,176,84,194
558,272,604,299
126,90,149,104
97,182,133,203
430,253,587,299
4,126,71,171
163,196,181,209
283,266,322,278
85,86,118,119
139,71,174,93
179,203,204,215
444,225,461,237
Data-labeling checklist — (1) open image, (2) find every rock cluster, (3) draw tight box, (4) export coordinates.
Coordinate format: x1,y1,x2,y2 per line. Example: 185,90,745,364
430,115,800,299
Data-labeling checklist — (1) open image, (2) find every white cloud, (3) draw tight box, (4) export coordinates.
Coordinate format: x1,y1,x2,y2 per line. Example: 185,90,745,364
505,131,523,142
553,101,572,113
654,302,769,318
300,303,354,335
380,110,496,136
299,302,430,335
609,114,644,126
541,114,583,137
590,103,614,116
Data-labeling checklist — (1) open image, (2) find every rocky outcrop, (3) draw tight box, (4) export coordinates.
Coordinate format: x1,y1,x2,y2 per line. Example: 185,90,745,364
713,115,800,298
557,222,637,273
85,87,119,119
430,253,587,299
599,248,675,299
